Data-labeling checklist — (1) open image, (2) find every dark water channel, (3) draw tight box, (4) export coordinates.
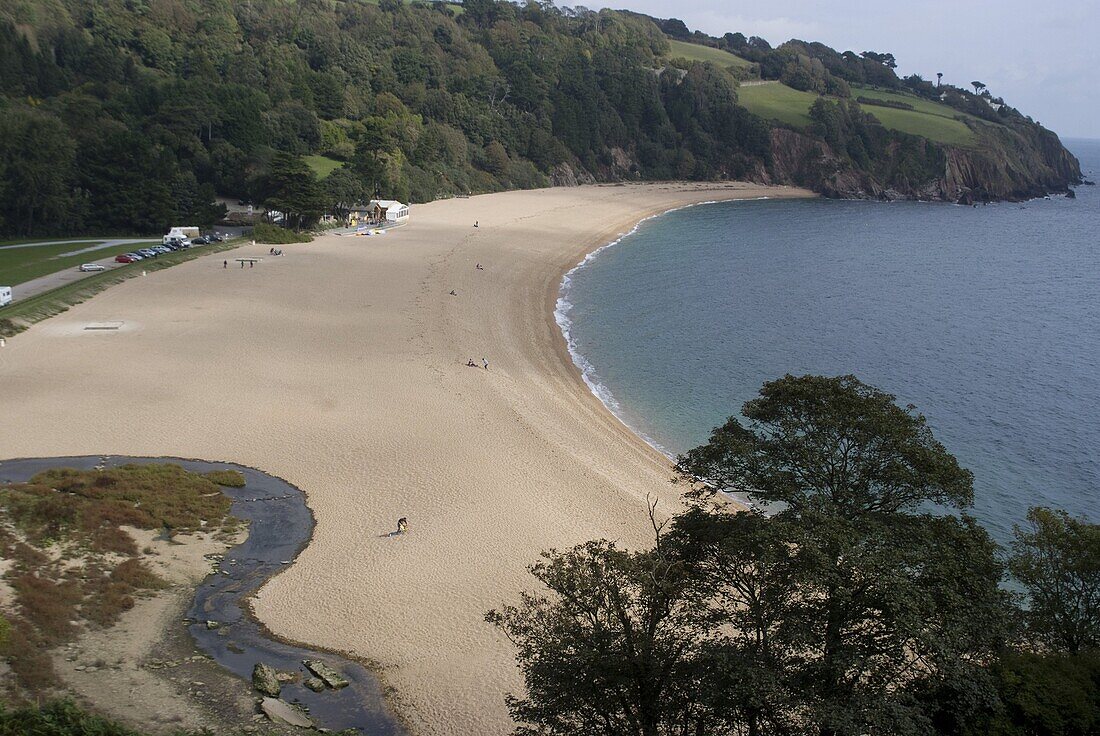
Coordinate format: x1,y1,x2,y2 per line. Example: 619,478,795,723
0,455,402,734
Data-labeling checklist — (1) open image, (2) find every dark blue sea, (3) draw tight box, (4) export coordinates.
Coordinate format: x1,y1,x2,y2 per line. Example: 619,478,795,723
557,139,1100,544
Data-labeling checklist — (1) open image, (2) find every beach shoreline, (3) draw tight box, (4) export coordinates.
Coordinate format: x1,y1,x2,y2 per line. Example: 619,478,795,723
0,182,812,735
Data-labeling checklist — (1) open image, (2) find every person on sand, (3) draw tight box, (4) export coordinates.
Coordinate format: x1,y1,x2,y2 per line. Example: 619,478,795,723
449,290,457,296
474,221,479,228
482,358,489,370
466,359,477,367
240,260,244,268
223,260,227,269
397,517,408,534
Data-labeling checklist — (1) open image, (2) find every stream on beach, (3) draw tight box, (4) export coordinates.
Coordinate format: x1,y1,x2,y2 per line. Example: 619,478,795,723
0,456,402,735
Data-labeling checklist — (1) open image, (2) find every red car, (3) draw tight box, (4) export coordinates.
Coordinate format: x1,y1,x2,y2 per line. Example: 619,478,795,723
115,254,138,263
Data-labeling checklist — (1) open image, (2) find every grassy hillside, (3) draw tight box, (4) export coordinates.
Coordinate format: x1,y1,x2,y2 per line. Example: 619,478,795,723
667,39,752,70
304,155,344,179
737,81,978,146
737,82,819,128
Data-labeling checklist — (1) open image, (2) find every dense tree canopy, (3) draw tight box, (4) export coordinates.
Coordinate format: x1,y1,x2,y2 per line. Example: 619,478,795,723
0,0,1077,237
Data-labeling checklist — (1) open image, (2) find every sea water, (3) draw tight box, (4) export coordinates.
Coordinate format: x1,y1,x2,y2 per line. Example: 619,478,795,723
558,139,1100,544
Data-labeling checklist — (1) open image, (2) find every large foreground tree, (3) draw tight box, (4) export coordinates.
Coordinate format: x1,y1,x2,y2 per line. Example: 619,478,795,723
491,375,1014,736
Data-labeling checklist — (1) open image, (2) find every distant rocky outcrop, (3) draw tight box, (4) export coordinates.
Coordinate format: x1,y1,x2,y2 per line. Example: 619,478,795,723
761,123,1081,204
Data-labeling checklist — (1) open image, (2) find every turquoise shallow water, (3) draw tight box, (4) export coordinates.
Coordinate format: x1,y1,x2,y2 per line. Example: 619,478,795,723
558,139,1100,544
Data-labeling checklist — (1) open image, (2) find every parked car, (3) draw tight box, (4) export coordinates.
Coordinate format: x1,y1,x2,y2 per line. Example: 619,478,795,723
115,254,138,263
138,248,157,258
152,245,172,254
79,263,106,272
210,233,224,242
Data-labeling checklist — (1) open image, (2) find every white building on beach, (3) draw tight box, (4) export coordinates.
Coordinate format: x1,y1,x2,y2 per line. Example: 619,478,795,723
372,200,409,223
350,200,409,227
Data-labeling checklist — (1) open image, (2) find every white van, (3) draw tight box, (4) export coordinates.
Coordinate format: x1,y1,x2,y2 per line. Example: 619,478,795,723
0,286,12,307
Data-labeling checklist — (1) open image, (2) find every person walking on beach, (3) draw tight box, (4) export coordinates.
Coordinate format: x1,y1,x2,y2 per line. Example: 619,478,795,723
223,260,227,269
240,260,244,268
482,358,489,370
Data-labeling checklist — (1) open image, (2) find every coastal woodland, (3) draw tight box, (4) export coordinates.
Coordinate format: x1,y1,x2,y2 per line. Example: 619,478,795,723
0,0,1083,238
490,375,1100,736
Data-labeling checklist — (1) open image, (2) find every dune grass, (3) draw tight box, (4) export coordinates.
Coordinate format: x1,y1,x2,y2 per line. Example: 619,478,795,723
304,154,344,179
666,39,753,70
0,464,238,691
0,239,157,286
737,81,978,146
204,469,246,488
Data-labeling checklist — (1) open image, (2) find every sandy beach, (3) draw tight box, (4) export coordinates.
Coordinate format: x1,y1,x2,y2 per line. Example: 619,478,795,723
0,182,811,734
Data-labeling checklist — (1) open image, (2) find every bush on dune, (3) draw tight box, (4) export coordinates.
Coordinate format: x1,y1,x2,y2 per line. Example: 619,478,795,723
203,470,246,488
252,222,312,244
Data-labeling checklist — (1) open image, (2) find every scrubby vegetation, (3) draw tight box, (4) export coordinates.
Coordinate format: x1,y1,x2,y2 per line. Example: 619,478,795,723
252,221,313,245
203,469,247,488
491,374,1100,736
0,0,1080,239
0,700,144,736
0,464,237,693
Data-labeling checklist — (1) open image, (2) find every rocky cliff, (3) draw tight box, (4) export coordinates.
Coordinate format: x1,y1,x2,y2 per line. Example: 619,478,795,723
765,122,1082,204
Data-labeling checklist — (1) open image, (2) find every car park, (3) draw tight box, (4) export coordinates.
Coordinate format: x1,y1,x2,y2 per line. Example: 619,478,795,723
79,263,107,272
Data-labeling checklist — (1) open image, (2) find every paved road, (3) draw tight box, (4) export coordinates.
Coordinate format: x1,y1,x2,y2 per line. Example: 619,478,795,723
5,231,245,303
10,252,132,302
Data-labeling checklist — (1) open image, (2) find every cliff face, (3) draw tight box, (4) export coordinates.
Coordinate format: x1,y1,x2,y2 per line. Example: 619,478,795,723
545,114,1081,205
765,123,1082,204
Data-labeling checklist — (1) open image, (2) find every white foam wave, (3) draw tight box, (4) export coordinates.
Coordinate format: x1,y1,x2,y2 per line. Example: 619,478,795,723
554,197,771,466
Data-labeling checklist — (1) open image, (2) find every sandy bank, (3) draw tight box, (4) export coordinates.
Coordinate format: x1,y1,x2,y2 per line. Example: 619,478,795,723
0,182,812,735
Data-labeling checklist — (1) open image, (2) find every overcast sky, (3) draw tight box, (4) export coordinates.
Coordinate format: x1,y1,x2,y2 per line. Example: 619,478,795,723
589,0,1098,140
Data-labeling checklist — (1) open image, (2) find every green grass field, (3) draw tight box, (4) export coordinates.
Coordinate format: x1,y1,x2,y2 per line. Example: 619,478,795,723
666,39,753,70
737,82,820,128
0,240,157,286
0,237,243,337
304,155,344,179
737,81,978,146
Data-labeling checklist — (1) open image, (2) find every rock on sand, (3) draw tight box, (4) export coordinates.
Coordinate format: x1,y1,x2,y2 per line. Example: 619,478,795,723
260,697,312,728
